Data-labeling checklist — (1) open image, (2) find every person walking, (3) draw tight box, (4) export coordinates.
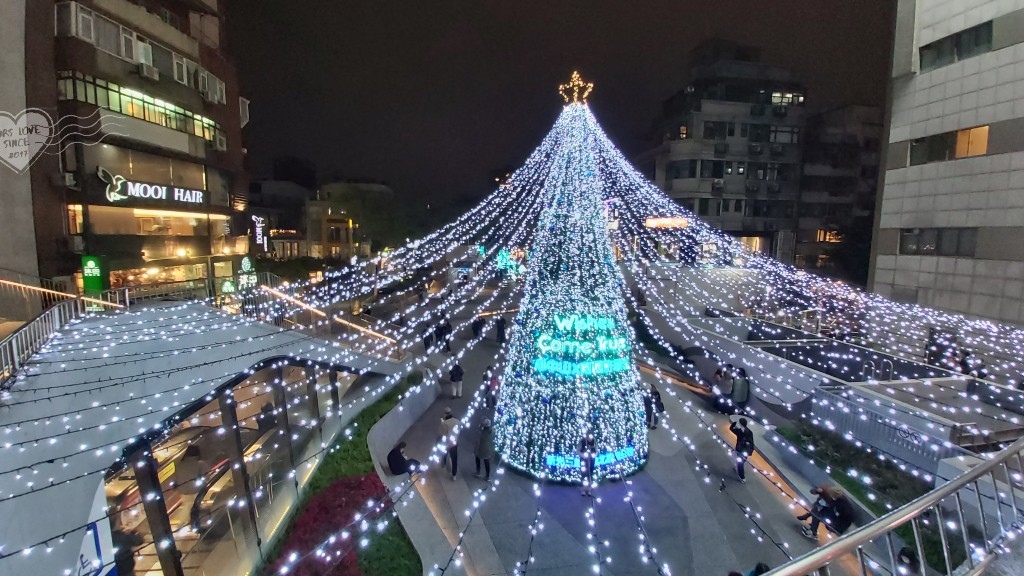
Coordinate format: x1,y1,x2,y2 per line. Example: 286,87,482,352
422,327,433,352
643,386,655,430
474,418,495,481
433,322,445,352
471,316,484,339
496,316,507,343
484,366,498,407
649,383,663,429
438,407,460,480
729,416,755,483
449,362,465,398
731,370,751,411
441,317,453,352
578,432,597,496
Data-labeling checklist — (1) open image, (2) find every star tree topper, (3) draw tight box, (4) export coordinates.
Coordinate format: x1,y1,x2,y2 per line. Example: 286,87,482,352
559,70,594,104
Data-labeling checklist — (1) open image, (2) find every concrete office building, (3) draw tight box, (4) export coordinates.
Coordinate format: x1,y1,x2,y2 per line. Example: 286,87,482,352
2,0,251,290
651,40,807,263
871,0,1024,325
798,105,883,273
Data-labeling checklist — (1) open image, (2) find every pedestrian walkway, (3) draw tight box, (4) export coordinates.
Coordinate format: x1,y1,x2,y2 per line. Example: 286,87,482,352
383,313,850,576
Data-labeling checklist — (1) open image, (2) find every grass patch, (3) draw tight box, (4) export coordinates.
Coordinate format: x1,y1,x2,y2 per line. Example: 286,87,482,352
265,371,424,576
777,421,970,572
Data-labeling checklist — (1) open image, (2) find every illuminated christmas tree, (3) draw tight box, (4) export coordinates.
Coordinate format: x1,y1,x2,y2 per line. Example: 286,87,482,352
495,76,647,482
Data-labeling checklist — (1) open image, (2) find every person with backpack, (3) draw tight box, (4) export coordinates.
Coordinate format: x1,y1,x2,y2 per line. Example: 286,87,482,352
729,416,755,483
449,362,465,398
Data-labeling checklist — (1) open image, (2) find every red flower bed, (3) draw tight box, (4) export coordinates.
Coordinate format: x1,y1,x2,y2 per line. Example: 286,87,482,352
268,473,390,576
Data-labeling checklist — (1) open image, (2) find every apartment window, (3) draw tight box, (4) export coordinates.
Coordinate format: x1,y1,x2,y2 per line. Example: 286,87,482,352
736,161,746,175
771,92,804,105
93,13,120,55
77,7,94,41
703,121,731,140
121,29,135,60
173,54,187,84
67,204,84,235
769,126,800,144
678,125,688,140
731,199,745,213
725,161,734,175
700,160,726,179
955,126,988,158
919,21,993,72
666,159,697,179
328,226,342,242
698,198,710,216
740,123,749,138
909,126,988,165
57,71,224,142
816,229,841,243
937,228,977,256
748,124,769,142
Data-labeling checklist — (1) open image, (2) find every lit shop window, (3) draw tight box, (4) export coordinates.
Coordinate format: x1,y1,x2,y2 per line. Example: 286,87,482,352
816,230,842,243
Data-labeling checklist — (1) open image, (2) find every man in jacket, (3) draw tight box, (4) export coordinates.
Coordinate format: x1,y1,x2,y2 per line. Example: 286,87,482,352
449,362,465,398
729,416,755,483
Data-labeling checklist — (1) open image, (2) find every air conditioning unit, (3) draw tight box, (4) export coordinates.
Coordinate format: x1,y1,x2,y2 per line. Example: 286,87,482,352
767,181,782,193
138,63,160,81
750,104,766,116
745,181,761,193
749,143,763,155
214,134,228,151
773,105,788,118
712,178,725,190
769,144,784,156
200,88,217,104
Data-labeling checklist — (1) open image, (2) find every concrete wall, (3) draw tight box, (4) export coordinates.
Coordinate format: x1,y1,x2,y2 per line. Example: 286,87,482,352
0,0,40,278
367,372,448,576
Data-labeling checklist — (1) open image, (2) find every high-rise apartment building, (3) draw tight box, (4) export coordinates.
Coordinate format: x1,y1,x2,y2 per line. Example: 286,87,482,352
1,0,251,289
651,40,806,262
799,105,883,278
871,1,1024,324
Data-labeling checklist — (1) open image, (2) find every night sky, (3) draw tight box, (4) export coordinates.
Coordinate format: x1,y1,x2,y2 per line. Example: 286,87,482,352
227,0,894,207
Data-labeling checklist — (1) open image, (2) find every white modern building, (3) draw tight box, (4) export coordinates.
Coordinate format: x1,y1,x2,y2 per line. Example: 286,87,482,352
871,0,1024,325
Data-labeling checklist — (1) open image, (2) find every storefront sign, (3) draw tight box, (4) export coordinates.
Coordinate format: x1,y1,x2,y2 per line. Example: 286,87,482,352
252,215,268,251
237,256,258,290
81,255,107,293
98,167,204,206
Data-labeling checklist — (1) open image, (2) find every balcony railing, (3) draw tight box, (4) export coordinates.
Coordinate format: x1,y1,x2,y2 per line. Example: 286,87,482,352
769,434,1024,575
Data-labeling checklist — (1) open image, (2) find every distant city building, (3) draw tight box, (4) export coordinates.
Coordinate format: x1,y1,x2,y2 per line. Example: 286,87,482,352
798,105,883,273
871,1,1024,324
650,39,807,263
248,179,313,259
0,0,251,289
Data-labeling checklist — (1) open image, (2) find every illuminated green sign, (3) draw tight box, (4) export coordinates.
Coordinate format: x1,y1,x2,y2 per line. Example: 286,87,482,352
220,279,236,294
81,255,107,294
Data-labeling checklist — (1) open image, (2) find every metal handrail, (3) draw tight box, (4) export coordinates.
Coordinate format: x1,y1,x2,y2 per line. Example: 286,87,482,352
768,434,1024,575
1,299,86,391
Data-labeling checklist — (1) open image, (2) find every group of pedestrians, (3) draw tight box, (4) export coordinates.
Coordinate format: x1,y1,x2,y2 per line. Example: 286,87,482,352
422,314,509,353
436,407,496,482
